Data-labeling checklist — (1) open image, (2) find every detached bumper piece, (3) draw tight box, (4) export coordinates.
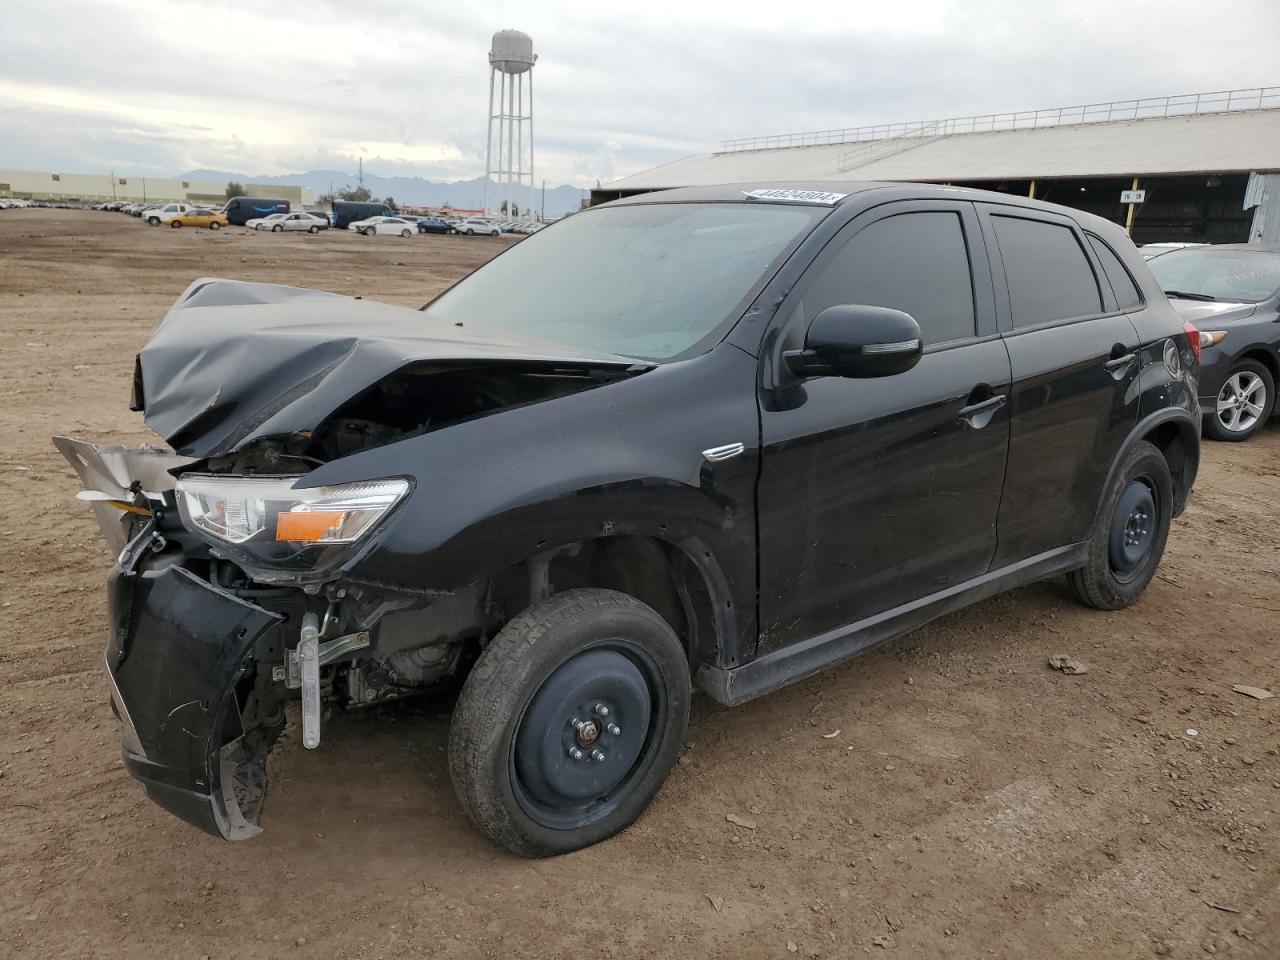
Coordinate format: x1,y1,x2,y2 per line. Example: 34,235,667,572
108,558,283,840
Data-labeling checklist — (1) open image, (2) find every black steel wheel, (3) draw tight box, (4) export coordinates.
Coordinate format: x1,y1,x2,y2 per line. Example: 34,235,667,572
1070,439,1173,610
449,589,690,857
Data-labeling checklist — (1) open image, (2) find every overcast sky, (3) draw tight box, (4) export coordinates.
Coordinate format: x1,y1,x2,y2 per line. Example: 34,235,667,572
3,0,1278,187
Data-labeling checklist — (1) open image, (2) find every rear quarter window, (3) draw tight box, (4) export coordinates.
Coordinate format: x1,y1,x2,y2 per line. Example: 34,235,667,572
992,215,1102,328
1086,234,1143,310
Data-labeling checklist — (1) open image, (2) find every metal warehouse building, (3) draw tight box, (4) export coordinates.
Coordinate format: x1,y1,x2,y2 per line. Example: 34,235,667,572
593,87,1280,245
0,170,315,207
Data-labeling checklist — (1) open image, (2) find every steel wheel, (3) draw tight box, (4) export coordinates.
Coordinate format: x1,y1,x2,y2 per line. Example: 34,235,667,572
1108,478,1158,582
510,639,665,830
1216,371,1266,434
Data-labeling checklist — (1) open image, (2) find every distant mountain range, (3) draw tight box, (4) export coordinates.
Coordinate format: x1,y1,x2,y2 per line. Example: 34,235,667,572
179,168,588,217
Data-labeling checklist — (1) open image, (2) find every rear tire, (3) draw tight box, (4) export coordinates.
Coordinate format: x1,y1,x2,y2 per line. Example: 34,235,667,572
210,221,221,231
1204,359,1274,442
148,216,160,226
449,588,690,857
272,224,283,233
401,228,412,237
1069,440,1173,610
308,225,318,234
170,220,181,228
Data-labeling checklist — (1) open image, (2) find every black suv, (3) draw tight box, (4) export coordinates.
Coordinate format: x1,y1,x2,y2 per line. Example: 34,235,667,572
59,182,1201,857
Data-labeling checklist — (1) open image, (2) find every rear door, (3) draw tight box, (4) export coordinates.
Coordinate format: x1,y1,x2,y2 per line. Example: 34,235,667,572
756,200,1012,654
980,205,1142,565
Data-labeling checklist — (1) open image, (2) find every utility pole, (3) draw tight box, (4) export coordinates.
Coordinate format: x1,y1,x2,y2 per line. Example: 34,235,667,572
110,171,116,202
358,157,363,188
541,179,545,221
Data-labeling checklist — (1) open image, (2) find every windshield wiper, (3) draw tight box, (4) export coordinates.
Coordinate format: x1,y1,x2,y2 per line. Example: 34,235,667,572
1163,290,1218,302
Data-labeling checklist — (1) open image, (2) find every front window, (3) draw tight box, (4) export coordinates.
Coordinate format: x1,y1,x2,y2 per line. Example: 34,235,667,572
1149,248,1280,303
425,203,821,360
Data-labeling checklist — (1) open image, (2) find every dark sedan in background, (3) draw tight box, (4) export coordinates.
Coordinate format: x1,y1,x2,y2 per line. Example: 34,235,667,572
416,217,457,234
1149,245,1280,441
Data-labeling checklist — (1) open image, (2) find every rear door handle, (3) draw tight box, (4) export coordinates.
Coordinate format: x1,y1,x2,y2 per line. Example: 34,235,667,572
957,394,1007,428
1104,352,1137,372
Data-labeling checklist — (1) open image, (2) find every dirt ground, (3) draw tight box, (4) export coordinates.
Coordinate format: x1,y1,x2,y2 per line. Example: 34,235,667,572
2,208,1278,959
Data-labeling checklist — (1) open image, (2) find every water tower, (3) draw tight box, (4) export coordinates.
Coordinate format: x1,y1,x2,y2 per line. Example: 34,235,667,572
484,29,536,218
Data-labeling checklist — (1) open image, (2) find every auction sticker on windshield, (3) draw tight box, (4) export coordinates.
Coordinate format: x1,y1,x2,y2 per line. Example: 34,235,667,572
743,188,848,204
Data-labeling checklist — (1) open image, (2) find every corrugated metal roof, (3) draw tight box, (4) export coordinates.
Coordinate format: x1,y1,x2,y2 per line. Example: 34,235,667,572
604,109,1280,191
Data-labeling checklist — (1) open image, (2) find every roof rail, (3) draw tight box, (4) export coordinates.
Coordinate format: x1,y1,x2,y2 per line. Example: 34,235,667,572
718,86,1280,153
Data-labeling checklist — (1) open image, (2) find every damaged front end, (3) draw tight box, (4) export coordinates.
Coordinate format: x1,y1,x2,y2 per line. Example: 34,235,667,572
57,279,649,841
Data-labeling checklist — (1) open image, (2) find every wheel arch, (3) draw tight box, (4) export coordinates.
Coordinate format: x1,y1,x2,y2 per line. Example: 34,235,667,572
1108,409,1200,518
487,532,739,676
1238,347,1279,386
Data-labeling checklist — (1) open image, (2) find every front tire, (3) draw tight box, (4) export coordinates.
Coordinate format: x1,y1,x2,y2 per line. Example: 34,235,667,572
170,220,181,228
1069,440,1173,610
449,588,690,857
1205,359,1274,442
147,216,160,226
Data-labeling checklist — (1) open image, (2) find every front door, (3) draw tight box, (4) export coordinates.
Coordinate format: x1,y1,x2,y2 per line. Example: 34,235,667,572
756,201,1012,655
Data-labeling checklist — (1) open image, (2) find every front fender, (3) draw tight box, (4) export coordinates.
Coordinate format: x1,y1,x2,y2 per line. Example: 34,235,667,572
305,344,763,660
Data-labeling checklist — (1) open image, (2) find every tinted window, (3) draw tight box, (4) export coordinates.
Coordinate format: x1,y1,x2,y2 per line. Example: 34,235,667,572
1087,235,1142,309
992,215,1101,327
804,211,976,346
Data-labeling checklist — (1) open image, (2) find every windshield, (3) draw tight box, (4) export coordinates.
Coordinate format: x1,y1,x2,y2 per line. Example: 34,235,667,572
424,203,822,360
1149,248,1280,303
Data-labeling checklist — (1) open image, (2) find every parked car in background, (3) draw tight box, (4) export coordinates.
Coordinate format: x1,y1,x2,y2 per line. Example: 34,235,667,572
456,218,501,236
351,216,416,237
223,197,291,226
1141,242,1207,260
168,209,229,230
58,182,1200,857
331,200,392,230
1148,244,1280,441
256,212,329,233
416,217,457,234
146,203,194,226
246,213,290,231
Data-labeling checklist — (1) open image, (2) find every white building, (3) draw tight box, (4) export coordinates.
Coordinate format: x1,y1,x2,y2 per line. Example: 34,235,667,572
0,169,315,207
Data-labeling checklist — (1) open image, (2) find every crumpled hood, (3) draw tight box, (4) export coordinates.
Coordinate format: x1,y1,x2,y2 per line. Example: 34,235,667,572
1165,298,1258,325
137,278,641,458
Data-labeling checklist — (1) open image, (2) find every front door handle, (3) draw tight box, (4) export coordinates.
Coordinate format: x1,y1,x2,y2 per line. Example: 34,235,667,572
1104,352,1137,374
957,394,1007,428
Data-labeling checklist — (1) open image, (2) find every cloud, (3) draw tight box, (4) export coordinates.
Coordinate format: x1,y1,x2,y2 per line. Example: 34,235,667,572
2,0,1277,186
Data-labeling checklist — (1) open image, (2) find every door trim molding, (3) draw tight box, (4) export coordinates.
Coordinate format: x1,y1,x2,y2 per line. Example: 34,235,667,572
696,542,1088,706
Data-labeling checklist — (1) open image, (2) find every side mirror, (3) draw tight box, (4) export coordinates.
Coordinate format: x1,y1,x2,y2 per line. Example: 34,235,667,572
784,304,923,379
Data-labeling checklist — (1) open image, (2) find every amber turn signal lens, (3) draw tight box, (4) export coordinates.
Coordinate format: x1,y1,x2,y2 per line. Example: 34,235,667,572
275,510,347,542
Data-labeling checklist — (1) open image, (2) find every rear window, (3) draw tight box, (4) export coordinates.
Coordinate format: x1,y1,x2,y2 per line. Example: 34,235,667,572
1087,234,1143,310
992,215,1102,327
1148,248,1280,303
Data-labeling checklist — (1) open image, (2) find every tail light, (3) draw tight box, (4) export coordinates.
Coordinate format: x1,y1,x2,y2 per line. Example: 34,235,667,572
1183,321,1201,364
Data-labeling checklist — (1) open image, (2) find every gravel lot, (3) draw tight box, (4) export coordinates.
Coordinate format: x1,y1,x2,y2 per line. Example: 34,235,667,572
2,208,1278,959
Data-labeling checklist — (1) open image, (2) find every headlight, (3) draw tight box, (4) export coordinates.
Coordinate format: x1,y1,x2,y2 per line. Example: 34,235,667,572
1198,330,1228,348
175,475,409,581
